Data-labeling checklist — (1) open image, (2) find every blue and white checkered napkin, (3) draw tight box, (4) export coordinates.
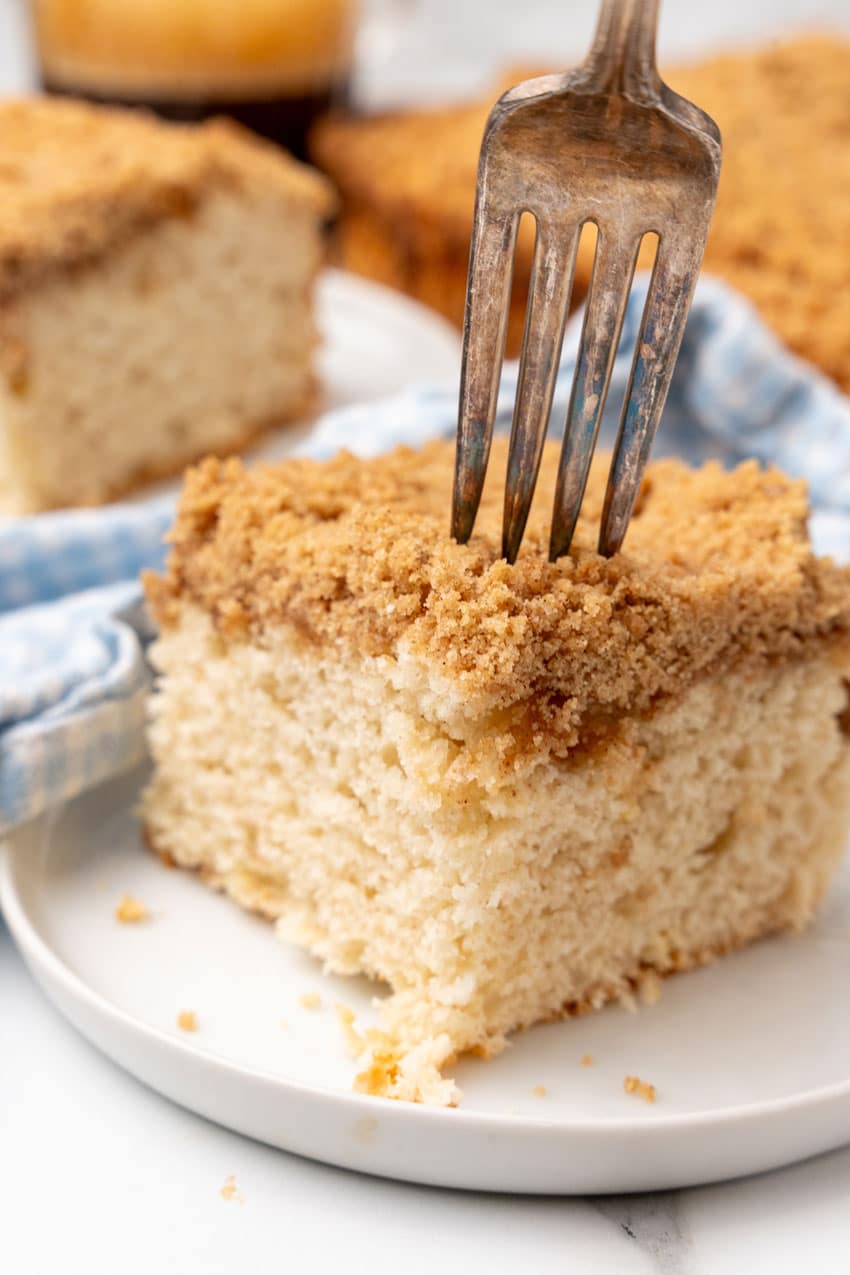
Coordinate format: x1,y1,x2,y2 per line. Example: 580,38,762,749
3,274,850,835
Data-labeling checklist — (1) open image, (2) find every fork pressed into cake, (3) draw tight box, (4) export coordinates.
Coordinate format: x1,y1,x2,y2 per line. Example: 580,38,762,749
451,0,720,562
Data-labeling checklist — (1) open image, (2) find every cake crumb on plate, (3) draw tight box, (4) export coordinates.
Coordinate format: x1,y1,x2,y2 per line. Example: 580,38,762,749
624,1075,657,1103
299,992,322,1010
220,1174,243,1203
177,1010,198,1032
638,970,663,1006
532,1085,547,1098
581,1054,594,1067
336,1004,364,1057
115,895,148,924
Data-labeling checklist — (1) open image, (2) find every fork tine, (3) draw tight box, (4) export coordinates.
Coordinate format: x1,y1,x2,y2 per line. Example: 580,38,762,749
599,236,703,556
451,203,519,544
501,222,579,564
548,226,640,561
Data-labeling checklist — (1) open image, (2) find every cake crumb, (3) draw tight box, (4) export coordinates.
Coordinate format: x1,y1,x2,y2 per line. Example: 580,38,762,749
532,1085,547,1098
354,1030,459,1106
637,971,663,1006
220,1174,243,1203
581,1054,594,1067
115,895,148,924
618,988,638,1013
299,992,322,1010
177,1009,198,1032
336,1004,365,1057
354,1047,401,1098
624,1075,656,1103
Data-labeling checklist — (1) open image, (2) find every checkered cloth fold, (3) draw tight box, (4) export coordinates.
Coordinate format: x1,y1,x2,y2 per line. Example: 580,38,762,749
2,275,850,834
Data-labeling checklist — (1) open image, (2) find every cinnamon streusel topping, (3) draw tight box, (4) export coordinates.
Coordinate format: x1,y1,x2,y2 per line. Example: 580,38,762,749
0,96,332,302
146,439,850,737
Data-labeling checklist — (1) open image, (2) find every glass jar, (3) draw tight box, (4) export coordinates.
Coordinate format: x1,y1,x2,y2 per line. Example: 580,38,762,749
30,0,359,156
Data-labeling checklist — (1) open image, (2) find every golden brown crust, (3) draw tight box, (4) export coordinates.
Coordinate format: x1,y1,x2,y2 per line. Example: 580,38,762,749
310,65,543,245
145,439,850,740
313,36,850,391
312,95,496,248
0,96,334,302
311,72,545,358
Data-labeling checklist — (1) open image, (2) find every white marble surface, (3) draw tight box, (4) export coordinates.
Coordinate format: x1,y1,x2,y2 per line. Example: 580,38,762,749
4,0,850,1270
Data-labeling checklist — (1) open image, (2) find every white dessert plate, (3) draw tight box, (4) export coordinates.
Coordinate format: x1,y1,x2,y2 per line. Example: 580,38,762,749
4,765,850,1195
134,267,461,499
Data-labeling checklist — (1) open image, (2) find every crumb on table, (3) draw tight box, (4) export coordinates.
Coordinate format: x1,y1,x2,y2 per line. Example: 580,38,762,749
177,1009,198,1032
299,992,322,1010
581,1054,594,1067
220,1174,243,1203
115,895,148,924
532,1085,547,1098
624,1075,656,1103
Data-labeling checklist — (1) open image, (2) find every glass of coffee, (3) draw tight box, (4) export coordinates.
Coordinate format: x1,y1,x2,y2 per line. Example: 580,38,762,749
30,0,365,157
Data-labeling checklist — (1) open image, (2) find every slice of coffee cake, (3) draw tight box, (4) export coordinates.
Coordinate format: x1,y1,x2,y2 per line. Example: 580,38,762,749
313,37,850,391
0,97,332,512
142,440,850,1105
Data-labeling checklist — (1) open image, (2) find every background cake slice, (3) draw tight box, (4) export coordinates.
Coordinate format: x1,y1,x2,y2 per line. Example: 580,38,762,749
312,36,850,389
0,97,333,513
142,440,850,1105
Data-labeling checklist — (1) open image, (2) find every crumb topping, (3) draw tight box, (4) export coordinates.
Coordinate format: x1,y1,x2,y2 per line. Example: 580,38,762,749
146,438,850,743
115,894,148,923
624,1075,657,1103
312,92,498,244
0,96,333,301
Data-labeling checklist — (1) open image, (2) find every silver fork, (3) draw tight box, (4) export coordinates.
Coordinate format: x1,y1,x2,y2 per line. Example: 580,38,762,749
451,0,721,563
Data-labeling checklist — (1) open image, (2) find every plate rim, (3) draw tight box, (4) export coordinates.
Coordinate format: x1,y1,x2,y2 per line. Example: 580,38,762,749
316,265,462,355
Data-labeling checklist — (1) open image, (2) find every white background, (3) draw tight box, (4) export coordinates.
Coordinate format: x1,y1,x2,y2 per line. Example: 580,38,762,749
3,1,850,1271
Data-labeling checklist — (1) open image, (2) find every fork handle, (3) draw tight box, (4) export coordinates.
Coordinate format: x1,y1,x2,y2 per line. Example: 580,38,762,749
583,0,661,98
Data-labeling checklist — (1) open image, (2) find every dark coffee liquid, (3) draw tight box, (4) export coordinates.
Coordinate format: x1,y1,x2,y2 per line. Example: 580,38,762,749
42,77,348,158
